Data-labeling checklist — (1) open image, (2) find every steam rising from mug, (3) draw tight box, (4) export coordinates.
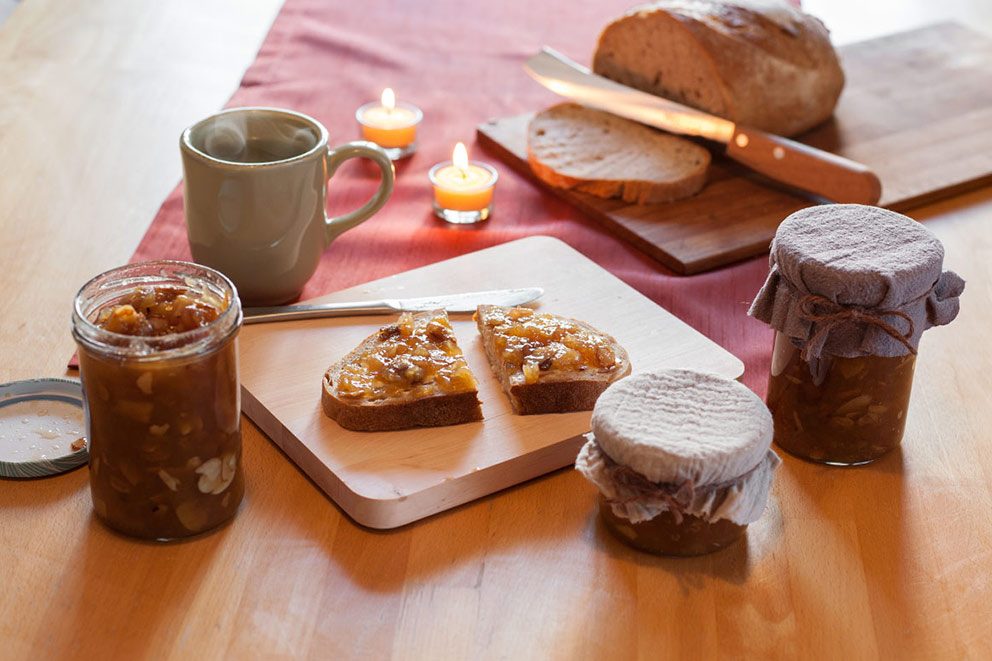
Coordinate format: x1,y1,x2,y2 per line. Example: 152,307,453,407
203,116,247,162
202,114,318,164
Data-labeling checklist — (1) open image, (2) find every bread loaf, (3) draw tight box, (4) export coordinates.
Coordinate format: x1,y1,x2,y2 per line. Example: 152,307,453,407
527,103,710,205
592,1,844,137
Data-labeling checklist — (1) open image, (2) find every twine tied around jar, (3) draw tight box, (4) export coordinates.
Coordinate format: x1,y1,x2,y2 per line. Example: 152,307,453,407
602,448,767,525
749,206,964,365
607,463,697,524
797,294,917,362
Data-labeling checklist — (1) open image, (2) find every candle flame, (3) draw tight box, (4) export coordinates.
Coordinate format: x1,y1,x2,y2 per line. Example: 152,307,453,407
453,142,469,172
381,88,395,111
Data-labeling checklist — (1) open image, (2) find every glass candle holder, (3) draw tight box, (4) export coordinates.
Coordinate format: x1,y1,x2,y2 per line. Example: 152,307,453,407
428,159,498,225
355,92,423,160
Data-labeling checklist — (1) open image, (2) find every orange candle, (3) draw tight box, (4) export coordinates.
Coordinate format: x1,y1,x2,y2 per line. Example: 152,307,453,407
429,142,498,224
356,88,422,159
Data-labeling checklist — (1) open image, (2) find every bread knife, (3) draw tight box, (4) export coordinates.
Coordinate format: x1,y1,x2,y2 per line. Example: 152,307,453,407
243,287,544,324
525,47,881,205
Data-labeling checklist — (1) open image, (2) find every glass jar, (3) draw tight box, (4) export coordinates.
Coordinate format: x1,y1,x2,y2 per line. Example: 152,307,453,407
749,204,965,468
598,495,746,556
72,261,244,540
766,332,916,465
576,369,779,558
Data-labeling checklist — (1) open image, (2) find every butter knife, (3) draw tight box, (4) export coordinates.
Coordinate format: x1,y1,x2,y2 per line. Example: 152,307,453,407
243,287,544,324
525,47,881,205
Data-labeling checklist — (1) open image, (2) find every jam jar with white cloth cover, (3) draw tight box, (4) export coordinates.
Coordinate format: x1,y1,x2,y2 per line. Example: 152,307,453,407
576,369,780,557
749,205,964,465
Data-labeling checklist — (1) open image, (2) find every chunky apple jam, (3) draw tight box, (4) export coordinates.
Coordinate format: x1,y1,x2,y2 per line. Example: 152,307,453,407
766,332,916,465
599,496,746,556
73,262,243,541
476,306,618,384
333,312,477,401
96,286,221,336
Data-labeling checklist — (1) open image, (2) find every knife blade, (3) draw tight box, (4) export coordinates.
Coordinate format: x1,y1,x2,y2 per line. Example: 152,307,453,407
525,47,881,205
243,287,544,324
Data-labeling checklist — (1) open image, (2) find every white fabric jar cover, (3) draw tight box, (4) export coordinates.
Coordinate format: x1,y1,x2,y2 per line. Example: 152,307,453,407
575,369,780,525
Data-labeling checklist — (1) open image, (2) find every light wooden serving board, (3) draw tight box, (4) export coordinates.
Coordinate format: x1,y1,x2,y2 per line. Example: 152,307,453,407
477,23,992,274
239,236,743,529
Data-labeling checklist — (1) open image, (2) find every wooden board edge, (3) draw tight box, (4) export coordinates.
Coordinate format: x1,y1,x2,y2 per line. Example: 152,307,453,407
349,434,589,530
883,172,992,214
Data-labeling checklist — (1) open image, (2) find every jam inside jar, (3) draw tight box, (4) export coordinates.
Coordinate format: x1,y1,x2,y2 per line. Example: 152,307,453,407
598,496,746,557
72,261,244,540
766,332,916,465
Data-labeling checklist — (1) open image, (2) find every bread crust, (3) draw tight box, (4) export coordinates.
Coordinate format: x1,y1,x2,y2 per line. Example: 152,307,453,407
321,383,482,431
321,312,483,432
593,1,845,137
526,103,710,205
475,305,632,415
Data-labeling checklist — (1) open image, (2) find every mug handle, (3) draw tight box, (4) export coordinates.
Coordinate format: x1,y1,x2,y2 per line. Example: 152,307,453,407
323,141,395,245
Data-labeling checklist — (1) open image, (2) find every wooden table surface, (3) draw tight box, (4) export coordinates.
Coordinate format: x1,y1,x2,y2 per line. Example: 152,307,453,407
2,1,991,658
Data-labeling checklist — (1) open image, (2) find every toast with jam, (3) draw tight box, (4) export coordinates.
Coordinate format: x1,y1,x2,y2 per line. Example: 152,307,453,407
475,305,631,415
321,311,483,431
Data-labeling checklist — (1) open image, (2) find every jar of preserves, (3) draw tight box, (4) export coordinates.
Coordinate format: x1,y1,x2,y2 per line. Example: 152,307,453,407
72,261,244,540
750,205,965,465
576,369,780,557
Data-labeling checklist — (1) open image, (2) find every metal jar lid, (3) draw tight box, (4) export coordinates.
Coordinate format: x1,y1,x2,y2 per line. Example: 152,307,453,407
0,378,88,478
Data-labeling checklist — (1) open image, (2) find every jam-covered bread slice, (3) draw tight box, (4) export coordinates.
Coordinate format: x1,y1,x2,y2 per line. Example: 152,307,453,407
321,311,483,431
475,305,631,415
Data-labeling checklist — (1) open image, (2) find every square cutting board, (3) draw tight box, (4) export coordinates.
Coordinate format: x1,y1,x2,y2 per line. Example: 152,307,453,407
239,236,743,529
477,23,992,274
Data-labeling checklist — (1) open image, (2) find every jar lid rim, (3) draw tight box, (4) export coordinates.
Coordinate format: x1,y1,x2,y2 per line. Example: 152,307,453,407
0,377,88,478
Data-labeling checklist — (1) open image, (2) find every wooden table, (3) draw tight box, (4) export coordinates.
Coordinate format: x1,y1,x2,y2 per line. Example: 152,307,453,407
2,1,991,657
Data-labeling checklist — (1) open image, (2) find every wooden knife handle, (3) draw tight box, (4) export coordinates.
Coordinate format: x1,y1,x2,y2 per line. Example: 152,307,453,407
727,126,882,205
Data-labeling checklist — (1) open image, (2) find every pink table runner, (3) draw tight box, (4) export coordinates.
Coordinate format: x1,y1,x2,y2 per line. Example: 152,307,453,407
128,0,774,393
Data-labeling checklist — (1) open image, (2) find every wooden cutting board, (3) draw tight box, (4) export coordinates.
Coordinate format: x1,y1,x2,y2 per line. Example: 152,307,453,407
477,22,992,274
238,236,743,529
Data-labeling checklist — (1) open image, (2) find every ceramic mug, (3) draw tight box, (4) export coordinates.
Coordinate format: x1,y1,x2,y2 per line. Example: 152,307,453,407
180,107,394,305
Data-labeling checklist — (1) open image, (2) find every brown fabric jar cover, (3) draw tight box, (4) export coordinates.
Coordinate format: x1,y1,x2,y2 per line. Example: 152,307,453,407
749,205,964,369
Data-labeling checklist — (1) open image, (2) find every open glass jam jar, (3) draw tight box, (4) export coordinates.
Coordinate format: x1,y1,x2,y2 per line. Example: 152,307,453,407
576,369,780,557
750,205,965,465
72,261,244,540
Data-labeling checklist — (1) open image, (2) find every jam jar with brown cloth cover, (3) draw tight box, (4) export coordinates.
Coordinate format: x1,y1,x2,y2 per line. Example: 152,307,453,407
749,205,964,465
72,261,244,540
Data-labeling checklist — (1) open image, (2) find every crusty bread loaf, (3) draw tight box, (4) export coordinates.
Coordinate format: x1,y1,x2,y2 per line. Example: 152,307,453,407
592,1,845,137
475,305,632,415
527,103,710,205
321,311,483,431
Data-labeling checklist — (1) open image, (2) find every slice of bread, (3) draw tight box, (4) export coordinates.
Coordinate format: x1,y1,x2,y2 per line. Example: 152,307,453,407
527,103,710,205
321,311,483,431
475,305,631,415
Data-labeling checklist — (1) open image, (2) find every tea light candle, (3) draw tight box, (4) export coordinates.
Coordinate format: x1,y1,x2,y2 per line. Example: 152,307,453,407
356,88,423,160
428,142,499,224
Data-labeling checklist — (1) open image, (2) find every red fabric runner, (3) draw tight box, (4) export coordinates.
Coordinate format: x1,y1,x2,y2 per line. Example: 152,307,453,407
129,0,774,393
